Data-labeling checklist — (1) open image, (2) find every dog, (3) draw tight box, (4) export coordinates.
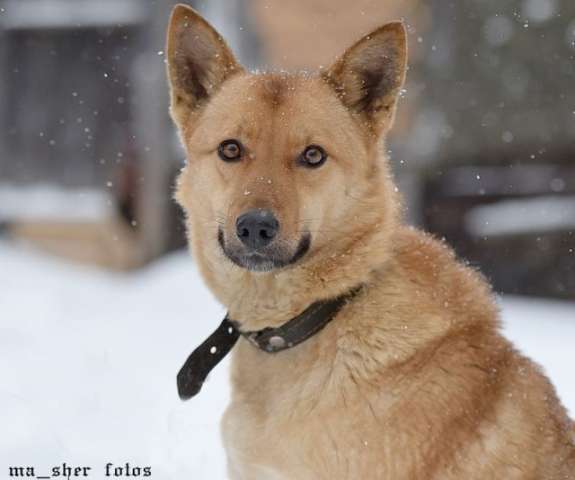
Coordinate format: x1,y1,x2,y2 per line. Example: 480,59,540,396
166,4,575,479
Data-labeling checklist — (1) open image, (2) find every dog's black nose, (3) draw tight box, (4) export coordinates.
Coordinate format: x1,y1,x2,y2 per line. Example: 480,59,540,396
236,209,279,250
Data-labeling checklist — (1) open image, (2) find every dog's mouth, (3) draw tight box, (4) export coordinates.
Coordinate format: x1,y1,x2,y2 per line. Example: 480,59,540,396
217,228,311,272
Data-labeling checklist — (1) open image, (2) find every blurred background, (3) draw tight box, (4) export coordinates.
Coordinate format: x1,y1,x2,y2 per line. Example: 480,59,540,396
0,0,574,477
1,0,574,297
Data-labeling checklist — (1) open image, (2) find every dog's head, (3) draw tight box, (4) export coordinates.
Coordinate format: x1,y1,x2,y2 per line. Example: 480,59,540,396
167,4,406,278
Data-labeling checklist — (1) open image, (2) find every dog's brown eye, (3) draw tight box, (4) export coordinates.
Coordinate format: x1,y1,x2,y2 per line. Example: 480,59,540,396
299,145,327,168
218,139,243,162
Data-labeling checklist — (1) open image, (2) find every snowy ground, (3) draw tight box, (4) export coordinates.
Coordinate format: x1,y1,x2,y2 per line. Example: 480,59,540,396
1,239,574,478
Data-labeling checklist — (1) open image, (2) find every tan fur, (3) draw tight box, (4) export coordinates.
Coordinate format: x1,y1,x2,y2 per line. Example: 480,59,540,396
167,5,575,479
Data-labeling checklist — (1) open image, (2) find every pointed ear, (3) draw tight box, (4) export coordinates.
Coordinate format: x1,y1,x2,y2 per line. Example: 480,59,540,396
323,22,407,133
166,4,242,121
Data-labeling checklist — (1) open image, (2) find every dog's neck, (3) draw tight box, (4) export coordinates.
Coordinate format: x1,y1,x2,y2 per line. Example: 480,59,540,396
195,201,398,332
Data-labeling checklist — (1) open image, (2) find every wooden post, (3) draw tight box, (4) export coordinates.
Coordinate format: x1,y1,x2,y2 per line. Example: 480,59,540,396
0,2,8,177
131,1,181,262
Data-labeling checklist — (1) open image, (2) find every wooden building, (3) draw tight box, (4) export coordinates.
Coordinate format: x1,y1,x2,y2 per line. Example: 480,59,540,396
0,0,253,268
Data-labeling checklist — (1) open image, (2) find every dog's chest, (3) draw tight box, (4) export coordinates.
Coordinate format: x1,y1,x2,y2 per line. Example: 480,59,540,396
220,345,413,480
221,390,415,480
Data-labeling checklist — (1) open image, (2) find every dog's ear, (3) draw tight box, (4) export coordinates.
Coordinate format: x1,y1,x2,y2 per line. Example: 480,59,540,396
166,4,242,121
323,22,407,134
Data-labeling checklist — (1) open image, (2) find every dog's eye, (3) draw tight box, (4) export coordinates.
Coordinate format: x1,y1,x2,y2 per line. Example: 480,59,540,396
299,145,327,168
218,139,243,162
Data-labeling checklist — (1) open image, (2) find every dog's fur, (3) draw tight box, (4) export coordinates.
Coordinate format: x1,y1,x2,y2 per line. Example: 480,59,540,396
166,5,575,479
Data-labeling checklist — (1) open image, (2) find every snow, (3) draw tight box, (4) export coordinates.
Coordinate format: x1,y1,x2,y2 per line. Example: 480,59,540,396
0,240,573,477
1,0,146,30
0,184,114,222
465,195,575,237
0,241,228,478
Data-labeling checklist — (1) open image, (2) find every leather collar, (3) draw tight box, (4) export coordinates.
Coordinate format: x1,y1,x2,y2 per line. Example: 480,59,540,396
177,285,363,400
